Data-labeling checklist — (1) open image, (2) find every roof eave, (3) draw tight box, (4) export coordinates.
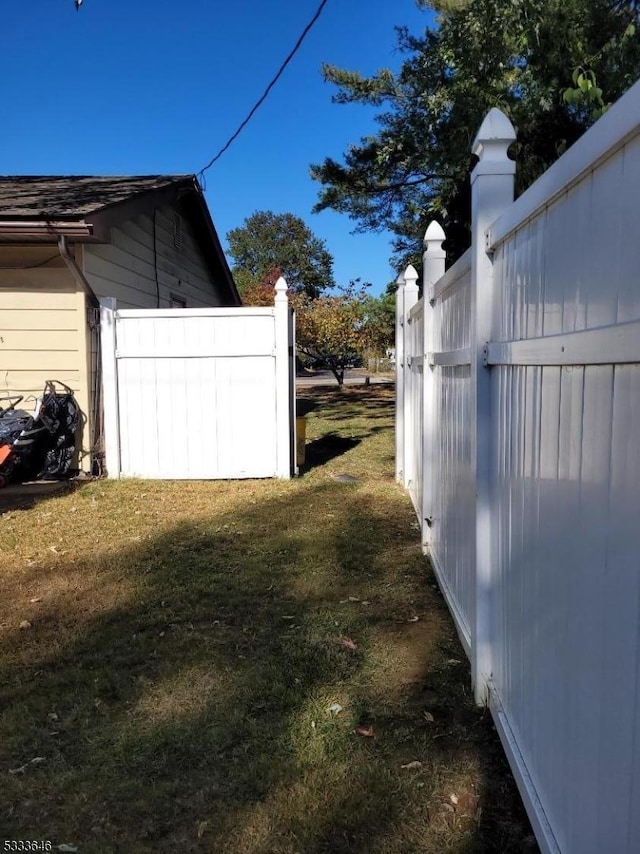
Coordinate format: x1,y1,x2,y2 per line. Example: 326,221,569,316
0,221,97,242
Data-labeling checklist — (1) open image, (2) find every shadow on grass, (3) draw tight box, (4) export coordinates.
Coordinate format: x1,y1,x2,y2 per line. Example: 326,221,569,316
0,480,79,513
298,388,396,462
0,477,534,854
301,433,361,471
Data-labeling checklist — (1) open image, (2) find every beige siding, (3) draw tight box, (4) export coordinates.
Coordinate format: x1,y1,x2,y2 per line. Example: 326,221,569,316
83,204,226,309
0,255,92,468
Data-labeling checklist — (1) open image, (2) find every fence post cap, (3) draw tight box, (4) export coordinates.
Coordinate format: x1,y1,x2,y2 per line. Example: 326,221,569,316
396,270,406,288
274,276,288,302
403,264,419,292
423,221,445,246
472,107,516,163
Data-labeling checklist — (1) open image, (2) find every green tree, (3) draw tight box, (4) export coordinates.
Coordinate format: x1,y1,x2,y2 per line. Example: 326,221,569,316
361,292,396,356
226,211,335,299
311,0,640,266
293,283,370,386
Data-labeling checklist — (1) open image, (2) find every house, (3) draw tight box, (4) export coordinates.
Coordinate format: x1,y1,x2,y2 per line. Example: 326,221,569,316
0,175,240,474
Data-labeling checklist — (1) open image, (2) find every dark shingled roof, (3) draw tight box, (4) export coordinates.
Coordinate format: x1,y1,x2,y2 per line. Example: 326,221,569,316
0,175,193,219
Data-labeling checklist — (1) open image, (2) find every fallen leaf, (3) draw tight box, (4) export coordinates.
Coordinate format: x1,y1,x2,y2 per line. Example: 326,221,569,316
281,615,296,620
9,756,46,775
360,600,370,606
328,703,343,715
19,620,32,630
338,637,357,651
408,616,420,623
443,802,455,813
197,821,209,839
348,596,360,602
449,793,459,806
423,711,435,723
355,725,374,737
29,597,41,604
401,760,423,770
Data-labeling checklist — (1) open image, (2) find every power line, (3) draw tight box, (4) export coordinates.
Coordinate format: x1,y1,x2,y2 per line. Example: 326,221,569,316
0,252,60,270
197,0,329,182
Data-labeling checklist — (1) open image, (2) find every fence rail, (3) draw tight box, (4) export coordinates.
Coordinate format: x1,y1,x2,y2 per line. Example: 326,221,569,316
396,78,640,854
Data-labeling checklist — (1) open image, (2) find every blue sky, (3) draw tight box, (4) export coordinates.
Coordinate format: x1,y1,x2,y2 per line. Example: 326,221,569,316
2,1,435,295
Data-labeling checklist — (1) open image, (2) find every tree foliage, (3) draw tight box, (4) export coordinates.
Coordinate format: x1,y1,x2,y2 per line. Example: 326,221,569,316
360,292,396,355
239,267,282,306
243,272,393,383
311,0,640,266
293,283,371,386
240,280,279,306
227,211,335,300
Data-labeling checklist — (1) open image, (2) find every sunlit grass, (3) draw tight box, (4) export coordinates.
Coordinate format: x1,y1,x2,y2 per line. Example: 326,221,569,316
0,386,534,853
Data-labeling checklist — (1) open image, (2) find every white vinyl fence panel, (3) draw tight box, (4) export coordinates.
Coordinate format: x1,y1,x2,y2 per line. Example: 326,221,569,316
396,78,640,854
101,284,294,480
487,116,640,854
430,252,474,650
405,296,423,516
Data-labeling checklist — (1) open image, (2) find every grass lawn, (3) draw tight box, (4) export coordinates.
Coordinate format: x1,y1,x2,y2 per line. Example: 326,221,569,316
0,386,535,853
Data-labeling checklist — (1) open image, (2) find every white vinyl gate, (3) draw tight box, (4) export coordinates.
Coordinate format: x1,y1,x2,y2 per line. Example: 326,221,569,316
100,285,294,480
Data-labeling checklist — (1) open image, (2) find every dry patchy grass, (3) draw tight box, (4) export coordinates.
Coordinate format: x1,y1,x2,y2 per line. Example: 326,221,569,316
0,386,536,853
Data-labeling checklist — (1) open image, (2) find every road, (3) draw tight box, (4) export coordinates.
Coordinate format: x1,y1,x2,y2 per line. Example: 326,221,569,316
296,369,394,387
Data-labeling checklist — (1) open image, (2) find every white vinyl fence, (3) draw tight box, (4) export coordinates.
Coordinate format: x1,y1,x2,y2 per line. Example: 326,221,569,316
397,79,640,854
101,278,295,480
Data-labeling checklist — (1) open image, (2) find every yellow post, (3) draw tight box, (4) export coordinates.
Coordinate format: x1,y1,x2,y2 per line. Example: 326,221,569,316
296,415,307,466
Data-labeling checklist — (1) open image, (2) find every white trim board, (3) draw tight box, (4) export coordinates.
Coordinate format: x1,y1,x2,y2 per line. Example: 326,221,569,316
485,320,640,366
429,347,472,367
489,683,561,854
